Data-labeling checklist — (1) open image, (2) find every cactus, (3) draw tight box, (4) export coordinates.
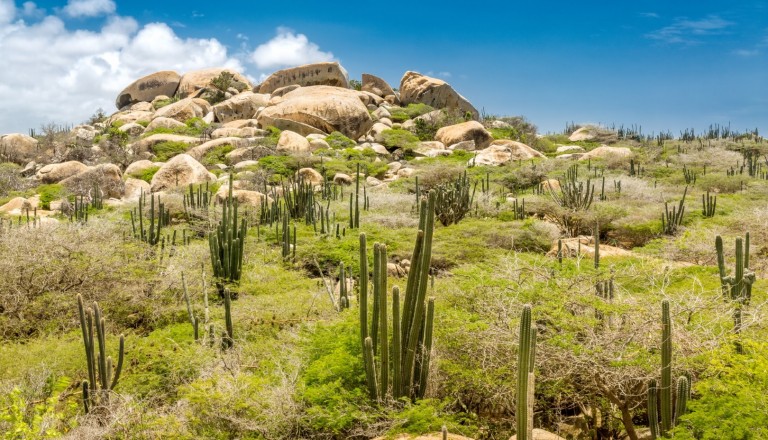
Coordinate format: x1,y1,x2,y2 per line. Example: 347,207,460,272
517,304,535,440
549,167,594,211
131,191,169,246
661,186,687,235
222,288,234,349
209,175,247,283
647,300,689,438
715,234,755,350
360,193,436,402
434,171,475,226
682,165,697,184
77,294,124,414
594,224,600,269
701,191,716,218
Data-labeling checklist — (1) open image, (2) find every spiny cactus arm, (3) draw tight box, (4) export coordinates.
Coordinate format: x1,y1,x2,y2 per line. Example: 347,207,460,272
517,304,533,440
392,286,402,400
648,379,659,439
77,295,96,393
372,243,381,354
359,233,369,356
673,376,689,427
378,244,389,400
417,297,435,400
93,304,109,390
109,335,124,390
363,336,378,401
660,299,672,436
81,381,90,414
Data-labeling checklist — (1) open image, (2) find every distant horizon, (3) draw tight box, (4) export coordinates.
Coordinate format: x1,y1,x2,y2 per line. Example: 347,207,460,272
0,0,765,137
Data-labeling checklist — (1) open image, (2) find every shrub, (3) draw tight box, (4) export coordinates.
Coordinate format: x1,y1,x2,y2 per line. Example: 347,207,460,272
388,103,435,122
201,144,234,166
152,141,190,161
37,184,65,210
258,155,299,178
380,128,420,151
130,165,161,183
325,131,356,149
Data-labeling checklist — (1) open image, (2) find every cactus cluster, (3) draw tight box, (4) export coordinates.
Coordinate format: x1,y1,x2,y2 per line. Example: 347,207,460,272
647,300,689,439
433,171,475,226
77,294,124,414
715,233,755,347
130,191,170,245
661,186,687,235
360,193,436,402
549,170,594,211
183,182,211,220
209,175,247,284
701,191,716,218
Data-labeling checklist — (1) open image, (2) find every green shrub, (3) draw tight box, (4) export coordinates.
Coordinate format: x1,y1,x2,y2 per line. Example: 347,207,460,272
201,144,234,166
153,141,190,161
129,165,161,183
380,129,420,151
37,184,65,210
325,131,356,149
153,96,179,109
389,103,435,122
258,155,299,178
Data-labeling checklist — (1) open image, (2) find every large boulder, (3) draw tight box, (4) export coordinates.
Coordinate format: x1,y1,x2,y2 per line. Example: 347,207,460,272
123,177,150,201
399,71,479,120
212,91,270,123
0,197,32,214
177,68,251,98
276,130,312,153
0,133,39,163
130,134,201,156
297,167,323,185
60,163,124,198
210,127,266,139
144,117,186,133
115,70,181,109
150,154,217,192
362,73,396,97
579,146,633,161
257,86,374,139
125,159,160,177
35,161,89,183
152,98,212,123
108,110,153,126
470,140,545,166
435,121,493,150
214,188,271,208
258,62,349,94
187,137,250,162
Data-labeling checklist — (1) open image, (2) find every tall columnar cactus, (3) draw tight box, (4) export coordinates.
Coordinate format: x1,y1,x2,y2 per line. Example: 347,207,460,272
360,192,436,402
222,288,234,349
661,186,687,235
715,234,755,348
517,304,535,440
594,224,600,269
701,191,716,218
209,175,247,283
130,190,169,245
77,294,124,414
648,299,689,439
433,171,475,226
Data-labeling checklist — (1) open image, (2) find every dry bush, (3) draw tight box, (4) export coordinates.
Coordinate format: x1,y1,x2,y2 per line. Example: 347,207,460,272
673,147,743,172
366,191,419,229
414,163,464,191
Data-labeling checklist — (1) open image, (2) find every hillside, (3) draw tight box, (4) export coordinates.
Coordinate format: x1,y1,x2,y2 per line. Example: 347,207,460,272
0,62,766,440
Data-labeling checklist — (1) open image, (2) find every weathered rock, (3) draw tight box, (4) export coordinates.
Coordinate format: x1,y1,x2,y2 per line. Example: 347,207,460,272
362,73,396,97
580,146,633,161
116,70,181,109
568,126,598,141
35,161,89,183
226,147,258,165
71,125,98,145
436,121,493,150
129,102,154,112
150,154,216,192
214,188,271,208
151,95,170,107
366,176,383,186
270,84,301,100
358,91,384,107
0,133,39,163
509,429,567,440
258,86,374,139
233,160,258,170
21,161,37,177
397,167,416,177
309,138,330,150
0,197,31,213
152,98,211,123
187,137,250,162
372,106,391,120
61,163,124,198
123,177,150,201
469,140,545,166
297,167,323,185
178,68,251,97
370,122,391,143
555,153,584,160
258,62,349,94
213,91,270,123
399,71,479,120
130,134,201,156
118,122,145,136
211,127,266,139
333,173,353,185
108,110,153,126
448,140,476,151
414,141,447,157
277,130,311,153
556,145,585,153
144,117,186,132
222,119,260,129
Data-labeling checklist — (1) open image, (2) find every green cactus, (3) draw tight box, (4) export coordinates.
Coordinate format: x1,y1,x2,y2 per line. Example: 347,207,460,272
130,190,169,246
661,186,687,235
517,304,535,440
702,191,716,218
359,193,436,402
209,175,247,283
715,233,755,351
594,224,600,269
648,300,689,438
77,294,124,414
434,171,475,226
222,288,234,349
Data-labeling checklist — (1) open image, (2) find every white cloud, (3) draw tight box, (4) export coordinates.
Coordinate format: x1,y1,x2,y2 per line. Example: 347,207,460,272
250,26,334,70
646,15,734,45
21,1,44,19
0,10,244,134
63,0,115,18
0,0,15,24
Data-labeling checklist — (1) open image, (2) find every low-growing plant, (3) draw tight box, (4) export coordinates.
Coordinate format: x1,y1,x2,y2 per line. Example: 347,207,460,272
325,131,356,149
152,141,190,161
380,129,420,151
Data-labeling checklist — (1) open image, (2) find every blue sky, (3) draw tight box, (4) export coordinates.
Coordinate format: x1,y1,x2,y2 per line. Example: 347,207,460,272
0,0,765,136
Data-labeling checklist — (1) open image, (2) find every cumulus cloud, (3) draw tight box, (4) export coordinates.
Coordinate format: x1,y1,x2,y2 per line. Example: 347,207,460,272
0,9,243,133
646,15,734,45
63,0,115,17
21,1,45,19
250,26,334,69
0,0,15,24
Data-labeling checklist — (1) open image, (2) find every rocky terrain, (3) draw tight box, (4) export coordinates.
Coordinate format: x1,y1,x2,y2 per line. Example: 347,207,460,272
0,62,765,439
